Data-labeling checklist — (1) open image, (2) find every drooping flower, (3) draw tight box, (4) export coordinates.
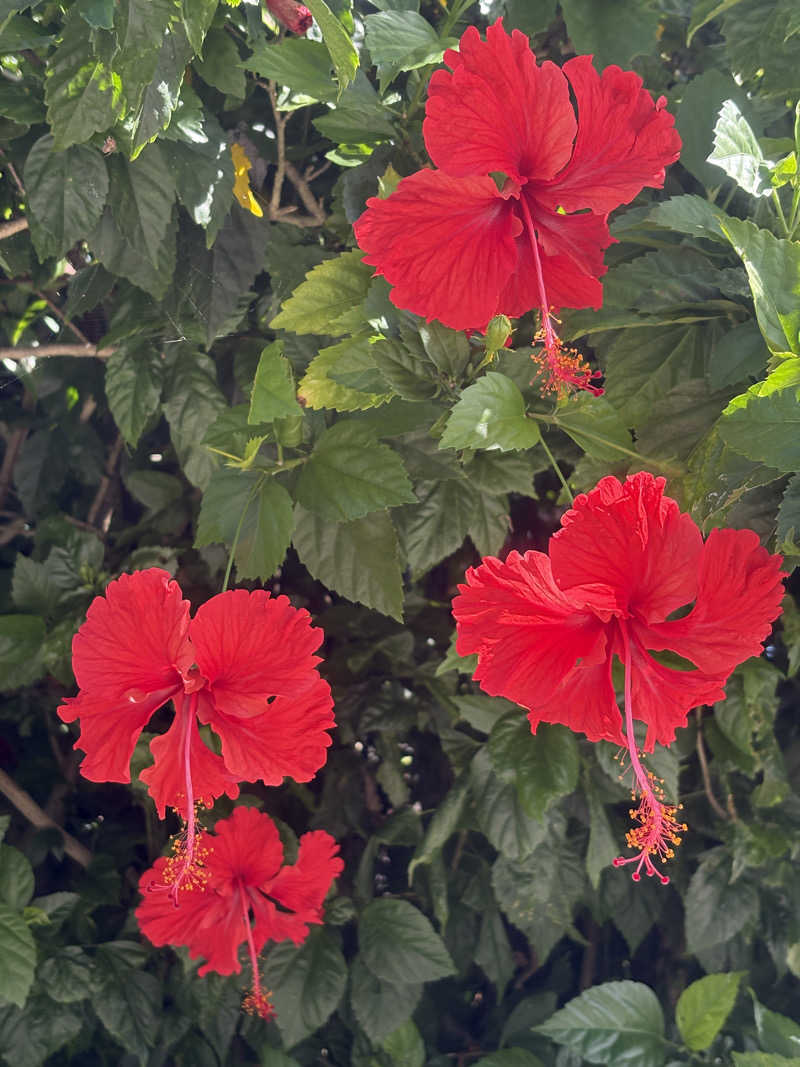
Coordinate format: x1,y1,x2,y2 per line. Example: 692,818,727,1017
231,143,264,219
452,473,785,882
59,569,334,894
136,806,343,1019
354,19,681,395
264,0,312,34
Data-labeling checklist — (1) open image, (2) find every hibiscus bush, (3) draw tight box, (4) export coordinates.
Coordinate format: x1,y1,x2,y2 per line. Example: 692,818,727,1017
1,0,800,1064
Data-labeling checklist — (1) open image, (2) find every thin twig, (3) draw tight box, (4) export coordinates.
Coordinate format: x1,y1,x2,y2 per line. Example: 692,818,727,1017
87,432,124,527
0,344,115,360
266,80,288,217
35,290,90,344
0,766,92,867
0,426,27,511
284,161,326,224
0,218,28,240
695,707,729,821
0,149,25,196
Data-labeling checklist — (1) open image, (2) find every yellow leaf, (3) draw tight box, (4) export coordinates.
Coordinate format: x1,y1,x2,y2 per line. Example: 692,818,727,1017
231,142,264,219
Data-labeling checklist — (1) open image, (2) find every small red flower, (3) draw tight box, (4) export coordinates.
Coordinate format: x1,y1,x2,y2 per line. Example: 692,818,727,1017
452,473,786,882
59,569,334,892
354,19,681,394
264,0,312,34
136,806,343,1018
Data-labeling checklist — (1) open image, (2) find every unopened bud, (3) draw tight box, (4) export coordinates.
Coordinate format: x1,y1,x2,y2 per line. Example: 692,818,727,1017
264,0,312,34
485,314,512,355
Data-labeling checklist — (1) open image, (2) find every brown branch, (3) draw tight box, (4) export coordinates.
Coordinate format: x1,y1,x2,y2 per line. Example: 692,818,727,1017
0,766,92,867
284,161,326,224
0,149,25,197
0,426,27,511
87,432,124,527
0,344,115,360
266,80,288,217
695,707,729,821
35,290,90,345
0,218,28,240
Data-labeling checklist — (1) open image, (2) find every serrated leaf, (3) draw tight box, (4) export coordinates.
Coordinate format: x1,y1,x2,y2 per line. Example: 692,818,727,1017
441,373,541,453
127,21,193,156
0,902,36,1008
196,470,294,580
750,991,800,1057
359,898,455,985
243,38,336,101
468,492,509,558
586,786,619,890
271,250,372,336
296,421,414,521
112,0,177,120
93,945,161,1065
263,928,347,1049
489,716,579,821
470,748,552,861
0,615,46,691
194,27,245,97
299,337,395,411
718,360,800,470
110,145,176,268
409,775,469,880
0,845,34,911
181,0,217,53
708,99,773,197
536,981,667,1067
293,505,403,620
304,0,358,94
396,477,477,578
476,903,514,995
24,135,108,262
162,349,226,488
0,995,83,1067
349,955,422,1044
160,112,233,236
675,972,744,1051
555,392,633,463
684,850,760,953
89,205,177,299
44,11,123,150
474,1052,545,1067
105,344,164,446
249,342,303,422
200,204,270,345
37,947,94,1004
382,1019,425,1067
559,0,659,67
686,0,747,44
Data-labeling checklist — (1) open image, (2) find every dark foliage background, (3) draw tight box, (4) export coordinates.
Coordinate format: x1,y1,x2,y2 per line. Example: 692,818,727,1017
1,0,800,1063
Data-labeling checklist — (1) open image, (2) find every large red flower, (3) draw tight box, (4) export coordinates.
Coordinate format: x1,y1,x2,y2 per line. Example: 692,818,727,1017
136,806,343,1018
59,569,334,889
452,472,785,881
354,19,681,393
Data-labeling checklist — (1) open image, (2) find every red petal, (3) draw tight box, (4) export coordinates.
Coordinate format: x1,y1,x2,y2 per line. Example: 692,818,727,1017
354,169,519,332
266,830,343,922
136,858,212,947
199,674,334,786
139,709,240,818
190,590,324,715
527,655,624,745
206,806,284,892
539,56,682,215
629,632,727,750
58,689,170,783
424,20,575,185
69,568,191,698
550,473,704,623
453,550,609,708
639,528,786,675
250,893,309,948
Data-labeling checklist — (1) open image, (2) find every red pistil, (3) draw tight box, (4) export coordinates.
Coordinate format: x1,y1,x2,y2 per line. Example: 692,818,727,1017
518,196,603,398
239,887,275,1020
613,623,686,884
161,693,208,905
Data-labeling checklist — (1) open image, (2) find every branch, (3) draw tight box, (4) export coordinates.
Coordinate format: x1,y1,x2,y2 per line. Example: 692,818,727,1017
284,161,326,225
87,432,124,527
0,766,92,867
0,344,115,360
0,218,28,240
35,289,90,345
695,707,729,821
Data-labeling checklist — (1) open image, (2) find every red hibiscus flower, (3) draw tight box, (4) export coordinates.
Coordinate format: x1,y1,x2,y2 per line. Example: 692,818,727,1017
137,806,343,1019
452,472,785,882
59,569,334,894
264,0,312,34
353,19,681,395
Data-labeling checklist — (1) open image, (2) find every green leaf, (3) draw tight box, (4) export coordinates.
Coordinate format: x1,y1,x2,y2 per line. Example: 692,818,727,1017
293,505,404,620
709,320,768,390
684,850,760,953
489,716,579,821
395,478,477,578
536,981,667,1067
243,38,336,102
159,106,233,236
93,944,161,1065
110,145,176,269
731,1056,799,1067
686,0,747,45
359,898,455,985
249,342,303,422
112,0,177,118
440,373,541,452
350,955,422,1045
382,1019,425,1067
198,205,270,346
559,0,660,67
419,321,472,379
475,1053,545,1067
675,972,744,1051
409,775,469,880
0,996,83,1067
554,393,633,463
718,217,800,355
44,11,123,150
364,10,446,87
296,422,415,521
313,72,397,142
181,0,217,53
0,903,36,1008
272,250,372,336
0,846,34,911
128,20,193,156
676,70,750,189
468,492,509,558
463,452,535,496
105,343,164,446
0,615,45,691
299,337,395,411
194,27,245,97
368,336,438,401
718,360,800,471
24,135,108,261
90,205,177,299
476,903,514,995
37,947,94,1004
162,349,226,488
586,787,619,891
708,99,774,197
264,928,347,1049
304,0,358,95
751,991,800,1057
470,748,553,861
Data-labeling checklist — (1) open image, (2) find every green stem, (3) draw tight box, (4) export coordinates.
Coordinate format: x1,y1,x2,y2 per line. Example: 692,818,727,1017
406,0,477,118
529,413,684,477
771,189,790,237
539,434,574,504
221,477,262,593
788,184,800,237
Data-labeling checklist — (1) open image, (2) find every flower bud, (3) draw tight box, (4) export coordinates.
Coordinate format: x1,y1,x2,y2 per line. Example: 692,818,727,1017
484,314,512,355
